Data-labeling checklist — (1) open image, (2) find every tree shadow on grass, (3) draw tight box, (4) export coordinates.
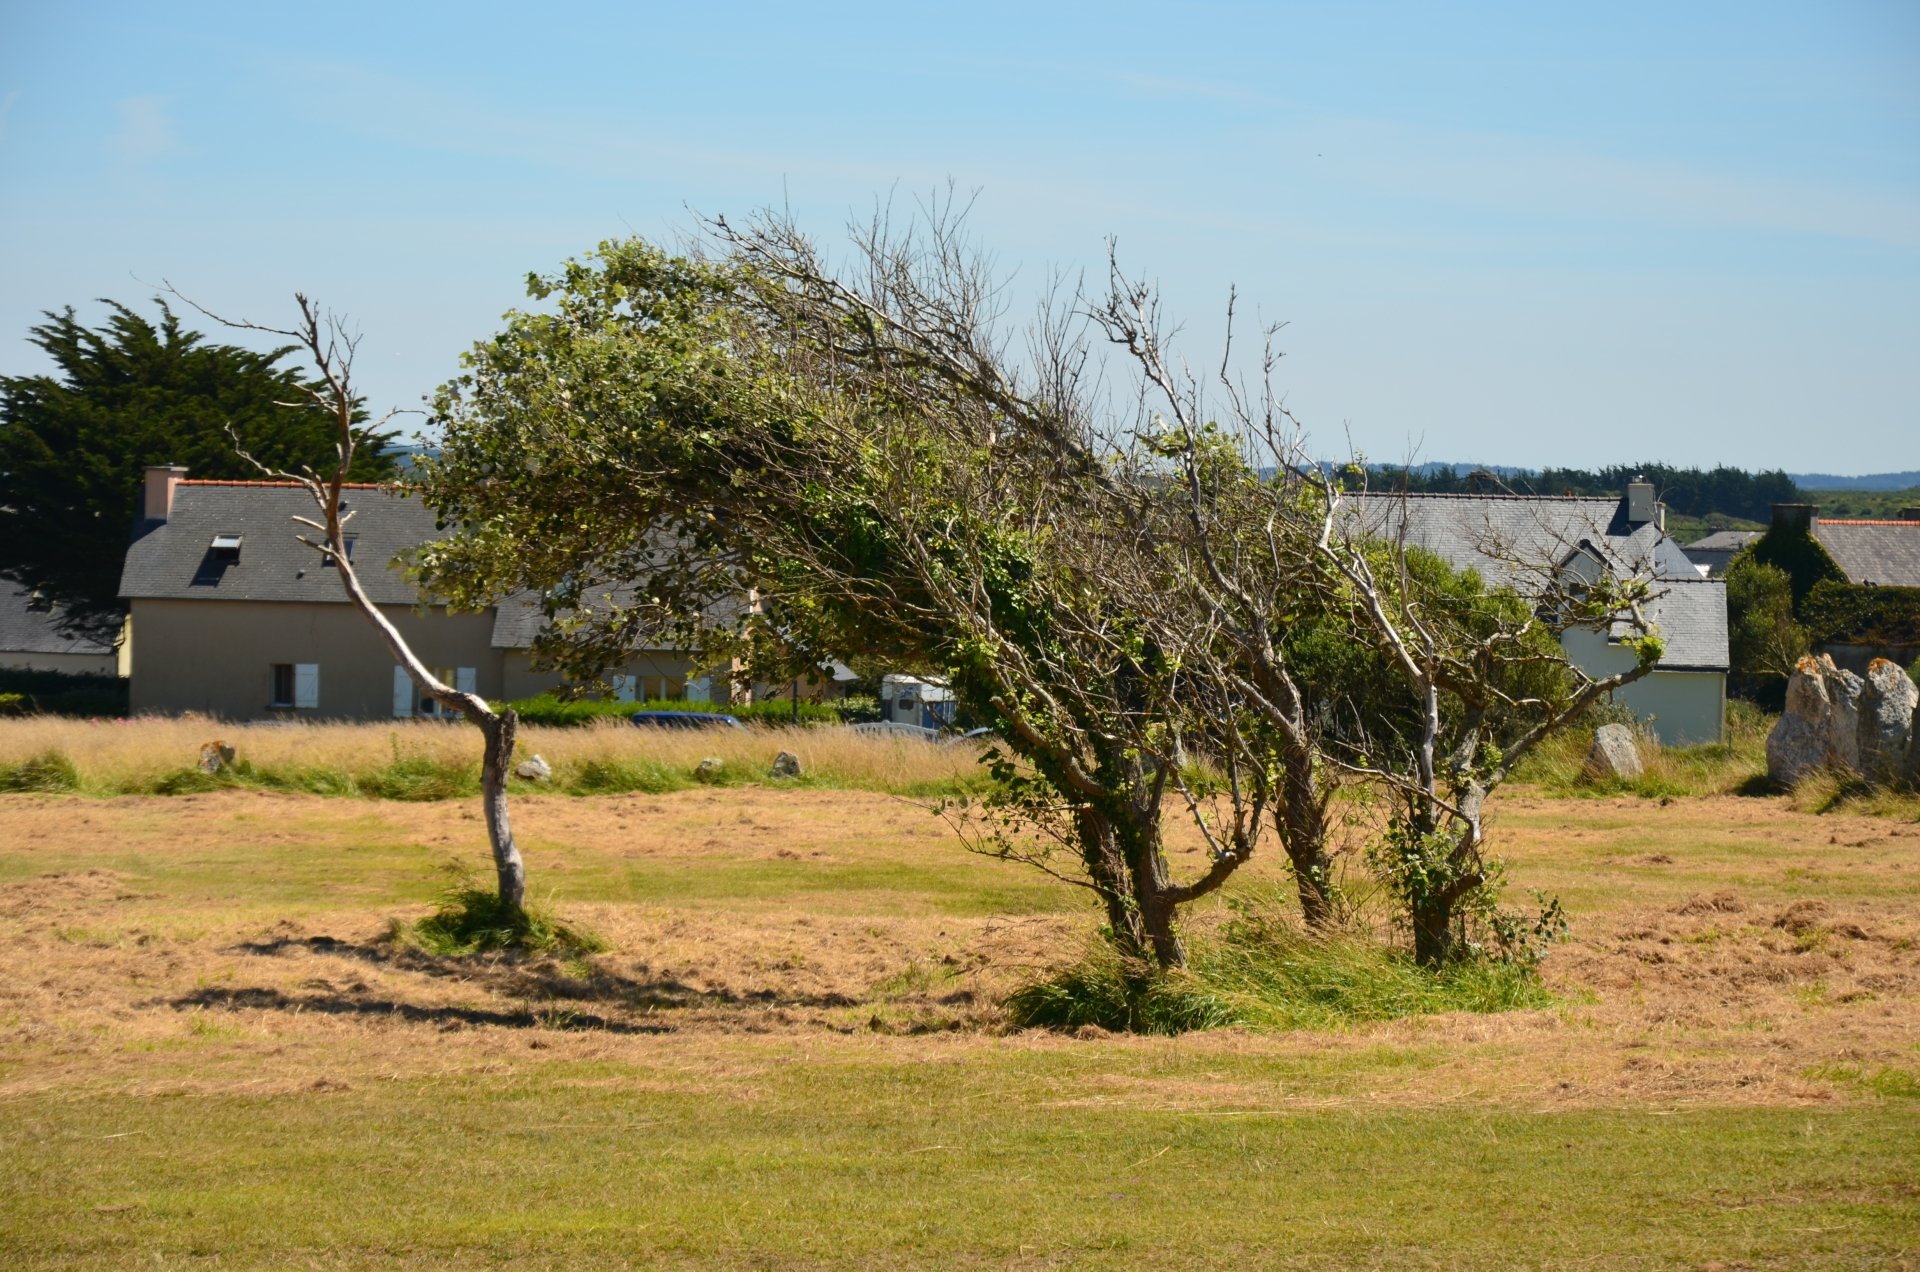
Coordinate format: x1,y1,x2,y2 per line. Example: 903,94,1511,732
225,931,864,1017
169,984,670,1034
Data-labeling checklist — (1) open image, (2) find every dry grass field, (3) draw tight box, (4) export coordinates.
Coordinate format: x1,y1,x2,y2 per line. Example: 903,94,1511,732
0,725,1916,1267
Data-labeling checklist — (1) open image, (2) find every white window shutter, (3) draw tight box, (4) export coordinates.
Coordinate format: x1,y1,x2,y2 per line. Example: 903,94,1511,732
611,673,635,703
686,675,711,703
393,666,413,717
455,667,477,696
293,663,320,710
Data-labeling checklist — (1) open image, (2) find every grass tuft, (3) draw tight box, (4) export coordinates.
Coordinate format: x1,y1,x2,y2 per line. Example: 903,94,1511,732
0,747,81,793
356,755,479,802
564,757,690,795
393,884,610,959
1008,909,1553,1036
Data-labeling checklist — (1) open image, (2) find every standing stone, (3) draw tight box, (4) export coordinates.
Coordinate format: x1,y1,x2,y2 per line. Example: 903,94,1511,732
769,750,803,780
1819,655,1864,775
1767,656,1833,787
513,754,553,783
694,757,726,783
1585,723,1644,781
1857,659,1917,787
198,740,235,774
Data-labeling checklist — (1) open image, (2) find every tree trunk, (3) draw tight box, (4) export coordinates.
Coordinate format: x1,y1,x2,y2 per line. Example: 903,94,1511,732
1078,806,1150,962
1278,745,1336,928
1411,898,1453,968
1125,817,1186,970
477,708,527,911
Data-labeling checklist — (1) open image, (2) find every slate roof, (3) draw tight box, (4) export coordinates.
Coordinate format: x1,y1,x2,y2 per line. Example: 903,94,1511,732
118,482,438,606
0,588,114,656
1343,493,1699,588
1341,492,1725,672
1619,578,1729,671
1812,519,1920,588
1684,530,1761,553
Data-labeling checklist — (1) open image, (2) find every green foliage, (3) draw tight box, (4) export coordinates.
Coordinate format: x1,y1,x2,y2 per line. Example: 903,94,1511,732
501,694,852,728
1799,486,1920,520
1749,521,1846,606
0,748,80,793
1006,904,1552,1035
1367,821,1567,967
0,668,127,717
0,299,398,638
1724,554,1809,698
1799,579,1920,647
1372,462,1799,523
394,878,608,959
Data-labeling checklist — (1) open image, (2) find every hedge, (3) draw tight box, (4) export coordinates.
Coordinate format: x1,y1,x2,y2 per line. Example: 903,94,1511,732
1801,579,1920,647
0,668,127,717
500,693,880,728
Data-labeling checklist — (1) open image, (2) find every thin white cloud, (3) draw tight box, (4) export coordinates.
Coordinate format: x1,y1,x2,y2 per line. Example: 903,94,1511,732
111,94,179,162
1309,116,1920,251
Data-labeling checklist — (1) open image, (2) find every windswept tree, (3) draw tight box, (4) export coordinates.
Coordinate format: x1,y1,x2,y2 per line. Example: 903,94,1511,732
177,293,528,915
1305,488,1665,965
0,299,397,640
415,215,1282,969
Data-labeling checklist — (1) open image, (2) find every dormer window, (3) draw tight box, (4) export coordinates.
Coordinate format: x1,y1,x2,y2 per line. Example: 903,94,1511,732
323,536,357,567
210,533,243,561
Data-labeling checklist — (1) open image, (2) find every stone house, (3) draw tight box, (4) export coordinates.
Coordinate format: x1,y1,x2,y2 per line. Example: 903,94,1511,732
1345,480,1729,746
117,466,701,720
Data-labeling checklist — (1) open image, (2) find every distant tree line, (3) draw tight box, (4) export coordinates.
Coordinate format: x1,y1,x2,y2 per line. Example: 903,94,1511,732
1370,463,1800,524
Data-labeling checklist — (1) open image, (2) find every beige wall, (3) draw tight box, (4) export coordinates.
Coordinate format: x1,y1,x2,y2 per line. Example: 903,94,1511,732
501,650,700,703
129,598,500,721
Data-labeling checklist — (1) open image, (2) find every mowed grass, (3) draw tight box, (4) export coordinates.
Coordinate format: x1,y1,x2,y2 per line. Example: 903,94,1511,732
6,1054,1916,1270
1,780,1917,1267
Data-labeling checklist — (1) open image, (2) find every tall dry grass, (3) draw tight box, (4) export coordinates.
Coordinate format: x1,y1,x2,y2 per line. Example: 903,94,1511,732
0,715,988,799
1508,700,1773,799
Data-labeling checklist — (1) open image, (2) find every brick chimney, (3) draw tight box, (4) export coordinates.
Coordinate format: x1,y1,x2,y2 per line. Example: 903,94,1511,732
1771,503,1817,534
143,465,188,523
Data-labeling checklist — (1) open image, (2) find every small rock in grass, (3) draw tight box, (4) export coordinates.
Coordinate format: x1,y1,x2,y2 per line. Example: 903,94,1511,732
513,754,552,782
694,757,725,783
1585,722,1643,781
770,750,803,780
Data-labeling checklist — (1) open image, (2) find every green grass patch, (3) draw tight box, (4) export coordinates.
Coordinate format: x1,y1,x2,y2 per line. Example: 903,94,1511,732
562,756,692,795
4,1055,1915,1270
354,755,479,801
391,882,609,959
0,749,80,793
1008,907,1552,1035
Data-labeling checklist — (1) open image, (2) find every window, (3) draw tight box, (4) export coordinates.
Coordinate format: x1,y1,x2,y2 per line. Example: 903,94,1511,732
393,665,475,717
210,533,243,562
271,663,319,709
322,535,357,567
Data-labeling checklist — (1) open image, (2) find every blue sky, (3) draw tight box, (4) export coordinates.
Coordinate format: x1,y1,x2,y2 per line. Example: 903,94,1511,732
2,1,1915,471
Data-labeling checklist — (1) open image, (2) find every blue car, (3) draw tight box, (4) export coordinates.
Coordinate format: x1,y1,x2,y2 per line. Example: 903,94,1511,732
629,710,747,731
